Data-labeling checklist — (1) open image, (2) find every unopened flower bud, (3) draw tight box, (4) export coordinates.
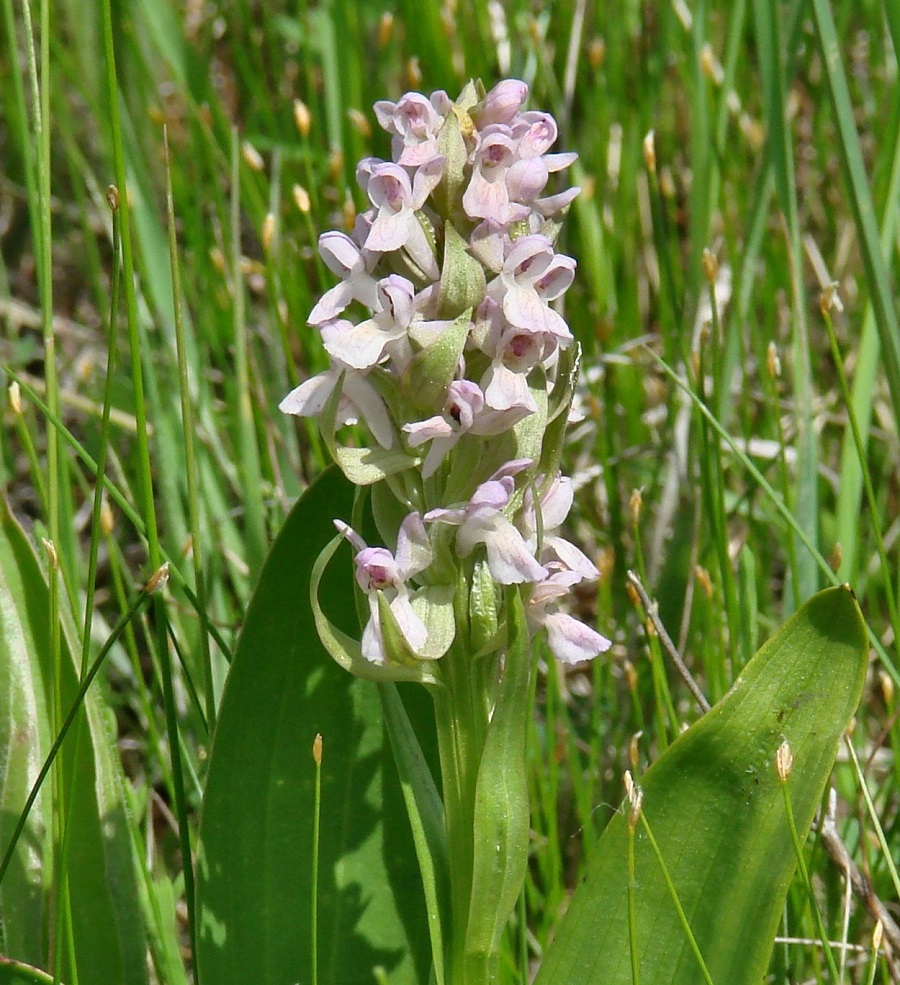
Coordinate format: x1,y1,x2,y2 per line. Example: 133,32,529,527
327,148,343,183
145,562,170,595
829,542,842,573
100,499,114,536
406,56,422,88
880,670,894,705
106,184,120,212
8,380,21,415
342,194,356,231
261,212,276,253
642,130,656,174
694,565,713,600
378,12,393,47
587,37,605,69
313,732,323,765
624,659,637,692
873,920,884,952
629,731,642,771
629,488,643,527
209,246,226,272
626,580,640,608
242,140,265,173
292,184,311,213
820,282,843,316
347,108,372,139
623,771,643,829
658,166,675,198
766,341,782,379
293,99,312,138
700,44,724,85
701,248,718,284
775,740,793,781
42,538,58,571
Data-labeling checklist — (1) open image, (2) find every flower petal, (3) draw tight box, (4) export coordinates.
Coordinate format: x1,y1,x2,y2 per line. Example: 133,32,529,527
542,612,612,664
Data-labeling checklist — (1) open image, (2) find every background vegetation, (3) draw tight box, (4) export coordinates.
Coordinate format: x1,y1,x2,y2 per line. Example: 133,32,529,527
1,0,899,981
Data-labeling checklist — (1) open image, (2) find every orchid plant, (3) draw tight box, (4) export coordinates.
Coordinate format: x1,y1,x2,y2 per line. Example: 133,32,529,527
279,79,609,984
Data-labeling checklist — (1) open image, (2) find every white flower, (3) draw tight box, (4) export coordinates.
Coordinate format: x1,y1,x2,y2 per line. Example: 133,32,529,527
425,463,547,584
335,514,434,664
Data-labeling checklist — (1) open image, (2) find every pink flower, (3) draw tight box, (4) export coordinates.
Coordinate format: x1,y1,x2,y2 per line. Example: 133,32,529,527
335,514,434,664
307,228,380,325
473,79,529,129
403,378,532,477
359,158,445,278
527,570,612,664
319,275,416,370
279,363,395,448
425,464,547,584
373,91,449,166
491,235,575,341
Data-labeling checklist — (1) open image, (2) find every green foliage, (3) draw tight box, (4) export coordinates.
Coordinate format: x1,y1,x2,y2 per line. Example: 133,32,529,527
196,467,433,985
0,1,898,983
535,585,868,984
0,500,147,985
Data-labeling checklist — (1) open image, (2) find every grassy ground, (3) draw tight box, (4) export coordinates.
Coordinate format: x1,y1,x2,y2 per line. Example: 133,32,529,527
2,0,899,981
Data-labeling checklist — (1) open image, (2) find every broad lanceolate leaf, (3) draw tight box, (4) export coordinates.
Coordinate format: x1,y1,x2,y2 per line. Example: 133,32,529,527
196,467,433,985
0,500,148,985
536,585,868,985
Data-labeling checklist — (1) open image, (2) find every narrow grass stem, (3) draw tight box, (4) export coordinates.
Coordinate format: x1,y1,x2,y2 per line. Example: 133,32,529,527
779,774,841,982
0,574,157,888
630,513,678,743
0,368,233,663
649,349,899,683
626,817,640,985
165,129,217,730
637,812,715,985
844,738,900,904
311,734,323,985
823,310,900,651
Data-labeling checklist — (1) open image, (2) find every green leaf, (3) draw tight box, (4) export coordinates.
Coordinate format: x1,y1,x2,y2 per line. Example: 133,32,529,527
195,467,433,985
437,225,486,319
535,585,868,985
404,308,472,413
379,683,450,985
465,588,533,983
0,500,148,985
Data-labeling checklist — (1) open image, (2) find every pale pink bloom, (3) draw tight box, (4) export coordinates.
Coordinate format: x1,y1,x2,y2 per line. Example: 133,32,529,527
361,159,445,279
462,126,530,224
319,275,416,370
520,474,600,581
279,363,395,449
490,235,575,341
373,91,448,166
308,230,380,325
335,514,434,664
403,378,532,477
472,297,543,415
527,569,612,664
425,470,547,585
474,79,529,129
